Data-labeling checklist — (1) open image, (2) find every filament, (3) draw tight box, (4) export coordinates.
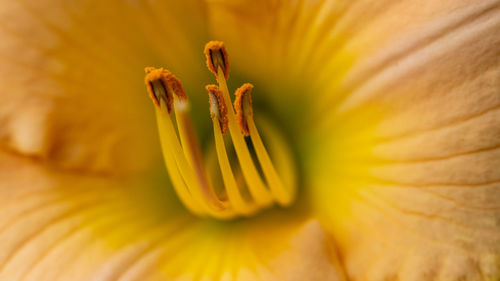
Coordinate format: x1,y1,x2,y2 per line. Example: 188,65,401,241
144,41,296,219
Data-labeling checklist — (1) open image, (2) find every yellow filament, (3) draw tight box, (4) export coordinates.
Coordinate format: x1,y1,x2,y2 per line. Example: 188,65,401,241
155,103,204,216
151,83,207,211
159,107,207,208
257,116,297,191
172,98,229,211
247,116,294,206
159,100,236,219
212,117,259,215
215,67,272,206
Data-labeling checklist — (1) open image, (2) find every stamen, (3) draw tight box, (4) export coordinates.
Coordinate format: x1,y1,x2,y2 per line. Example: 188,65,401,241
206,85,228,135
155,100,205,216
144,42,296,219
235,84,295,206
208,61,273,206
160,106,234,219
204,41,230,80
172,96,229,211
207,86,258,215
145,67,233,218
234,83,254,136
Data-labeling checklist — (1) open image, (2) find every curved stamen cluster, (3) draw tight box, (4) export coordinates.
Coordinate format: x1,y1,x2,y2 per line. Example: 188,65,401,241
144,41,296,219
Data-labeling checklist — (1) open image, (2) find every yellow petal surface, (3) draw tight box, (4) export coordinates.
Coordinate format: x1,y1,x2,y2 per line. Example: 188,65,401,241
0,0,208,174
1,0,499,280
206,0,500,280
0,0,347,280
0,150,345,281
317,2,500,281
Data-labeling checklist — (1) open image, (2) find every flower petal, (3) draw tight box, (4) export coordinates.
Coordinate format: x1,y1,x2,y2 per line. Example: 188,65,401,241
305,1,500,280
206,0,500,279
0,150,345,281
0,0,209,174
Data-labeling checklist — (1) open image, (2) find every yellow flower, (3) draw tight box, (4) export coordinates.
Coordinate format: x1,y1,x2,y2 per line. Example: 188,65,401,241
0,0,499,280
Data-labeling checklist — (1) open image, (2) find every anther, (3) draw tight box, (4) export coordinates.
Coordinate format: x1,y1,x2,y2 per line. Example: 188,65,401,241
204,41,230,80
206,85,229,134
234,83,254,136
144,67,187,113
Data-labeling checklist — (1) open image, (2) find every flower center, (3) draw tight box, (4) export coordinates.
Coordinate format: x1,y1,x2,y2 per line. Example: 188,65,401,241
143,41,297,219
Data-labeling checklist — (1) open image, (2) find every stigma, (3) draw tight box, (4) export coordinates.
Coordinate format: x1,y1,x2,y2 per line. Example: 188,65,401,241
144,41,296,219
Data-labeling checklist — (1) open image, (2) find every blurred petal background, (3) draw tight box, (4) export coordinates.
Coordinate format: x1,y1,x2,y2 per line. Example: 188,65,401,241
0,0,499,280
